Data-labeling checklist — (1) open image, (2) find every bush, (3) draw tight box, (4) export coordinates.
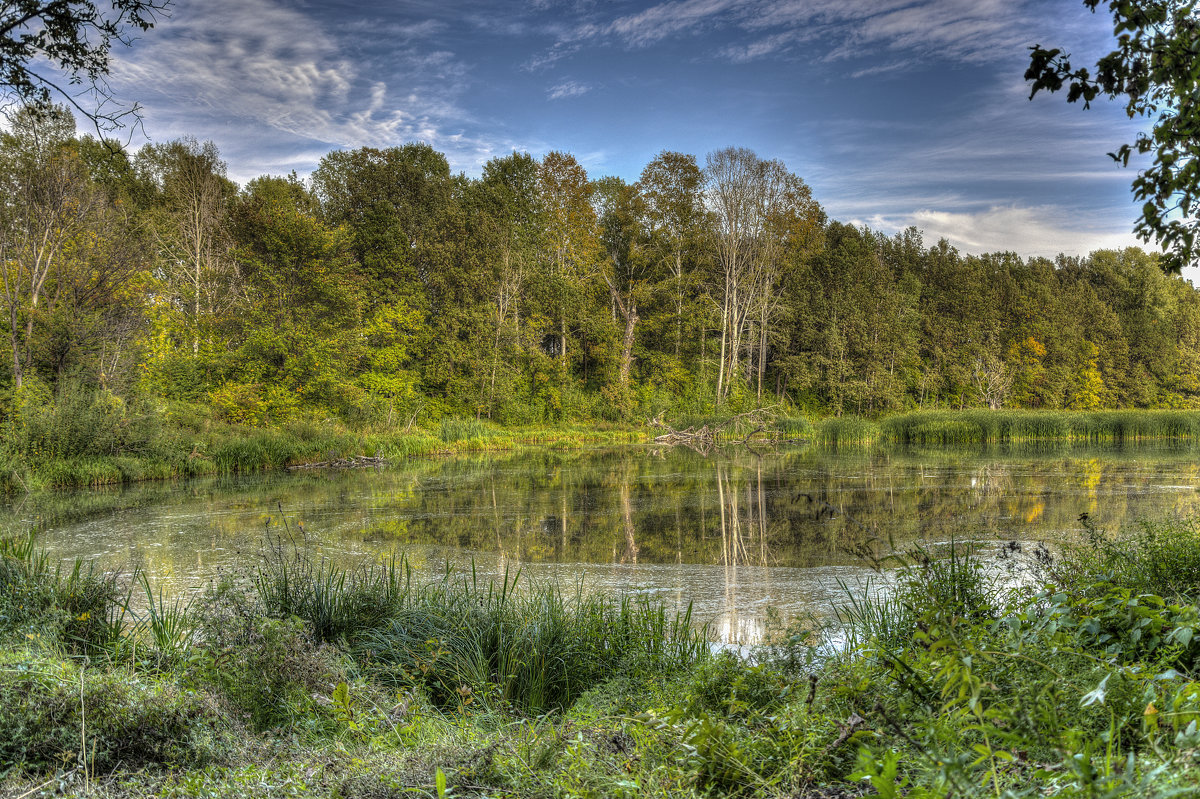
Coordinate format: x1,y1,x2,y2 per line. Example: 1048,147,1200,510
0,534,132,656
0,650,231,773
194,578,347,730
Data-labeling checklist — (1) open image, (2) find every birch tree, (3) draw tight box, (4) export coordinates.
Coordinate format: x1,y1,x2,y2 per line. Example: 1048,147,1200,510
0,105,102,387
704,147,822,404
137,138,235,356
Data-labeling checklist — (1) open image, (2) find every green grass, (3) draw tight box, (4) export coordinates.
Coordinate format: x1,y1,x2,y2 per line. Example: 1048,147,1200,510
1,418,646,492
815,415,880,445
882,408,1200,445
248,539,707,714
12,516,1200,797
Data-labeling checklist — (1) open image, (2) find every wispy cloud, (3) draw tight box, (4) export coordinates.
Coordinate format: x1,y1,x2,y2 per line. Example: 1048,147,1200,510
534,0,1044,72
547,80,592,100
110,0,503,180
607,0,741,47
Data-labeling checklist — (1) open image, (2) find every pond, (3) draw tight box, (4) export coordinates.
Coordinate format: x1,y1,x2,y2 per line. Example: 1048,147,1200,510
4,443,1200,643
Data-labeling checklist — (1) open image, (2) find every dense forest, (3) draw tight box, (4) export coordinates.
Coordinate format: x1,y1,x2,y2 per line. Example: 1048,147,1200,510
2,105,1198,432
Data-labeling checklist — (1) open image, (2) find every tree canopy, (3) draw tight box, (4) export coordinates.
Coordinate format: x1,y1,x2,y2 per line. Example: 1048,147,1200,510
0,0,168,130
1026,0,1200,274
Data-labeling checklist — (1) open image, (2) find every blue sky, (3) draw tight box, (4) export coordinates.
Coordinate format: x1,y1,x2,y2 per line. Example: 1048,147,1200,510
104,0,1160,265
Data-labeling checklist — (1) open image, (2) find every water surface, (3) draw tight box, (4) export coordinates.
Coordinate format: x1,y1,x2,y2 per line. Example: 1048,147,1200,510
5,443,1200,643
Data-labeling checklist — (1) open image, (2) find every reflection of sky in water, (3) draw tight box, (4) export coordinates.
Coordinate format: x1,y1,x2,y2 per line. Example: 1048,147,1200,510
5,443,1200,643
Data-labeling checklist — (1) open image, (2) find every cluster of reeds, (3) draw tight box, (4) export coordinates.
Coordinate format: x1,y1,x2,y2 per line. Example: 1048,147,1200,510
882,409,1200,445
814,415,880,446
248,541,707,714
356,570,704,713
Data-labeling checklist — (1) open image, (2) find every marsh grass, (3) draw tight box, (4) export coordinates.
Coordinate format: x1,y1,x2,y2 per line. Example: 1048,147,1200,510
883,409,1200,445
252,533,412,644
1055,515,1200,601
0,533,133,657
249,540,708,714
815,415,879,446
356,571,705,714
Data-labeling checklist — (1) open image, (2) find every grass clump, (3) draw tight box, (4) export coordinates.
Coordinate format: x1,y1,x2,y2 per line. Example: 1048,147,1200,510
815,415,879,446
357,570,705,714
0,534,132,656
1055,515,1200,600
246,538,707,715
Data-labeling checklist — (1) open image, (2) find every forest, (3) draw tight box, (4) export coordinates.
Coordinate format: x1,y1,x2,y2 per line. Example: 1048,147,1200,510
2,104,1199,439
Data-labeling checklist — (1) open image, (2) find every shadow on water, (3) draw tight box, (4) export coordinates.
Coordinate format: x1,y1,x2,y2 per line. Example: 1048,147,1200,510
4,440,1200,642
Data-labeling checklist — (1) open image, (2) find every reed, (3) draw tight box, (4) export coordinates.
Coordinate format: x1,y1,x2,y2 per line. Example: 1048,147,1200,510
0,533,133,656
815,415,880,446
355,570,707,714
439,416,499,445
882,409,1200,445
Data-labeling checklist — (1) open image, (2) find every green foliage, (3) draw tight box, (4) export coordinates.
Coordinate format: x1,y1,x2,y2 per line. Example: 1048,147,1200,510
351,570,706,715
1027,0,1200,273
0,533,132,656
194,578,347,730
251,541,411,645
882,408,1200,445
1057,516,1200,601
0,650,230,774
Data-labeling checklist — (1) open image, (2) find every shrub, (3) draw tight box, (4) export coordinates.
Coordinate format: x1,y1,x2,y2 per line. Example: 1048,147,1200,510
0,650,231,773
193,579,347,730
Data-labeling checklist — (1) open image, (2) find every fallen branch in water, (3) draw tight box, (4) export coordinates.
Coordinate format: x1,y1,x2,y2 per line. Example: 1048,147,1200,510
287,455,387,471
649,407,778,455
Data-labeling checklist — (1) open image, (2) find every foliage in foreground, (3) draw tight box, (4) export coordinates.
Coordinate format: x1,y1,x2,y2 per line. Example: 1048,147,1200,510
10,517,1200,796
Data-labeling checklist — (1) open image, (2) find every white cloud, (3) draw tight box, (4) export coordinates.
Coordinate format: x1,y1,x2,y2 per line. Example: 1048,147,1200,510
607,0,740,47
858,205,1144,259
537,0,1055,71
109,0,501,181
547,80,592,100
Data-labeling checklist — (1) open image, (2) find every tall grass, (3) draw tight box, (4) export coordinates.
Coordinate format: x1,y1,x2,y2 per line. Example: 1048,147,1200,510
882,409,1200,445
815,415,880,446
1055,516,1200,601
252,536,413,643
247,538,708,714
0,533,133,656
355,569,706,714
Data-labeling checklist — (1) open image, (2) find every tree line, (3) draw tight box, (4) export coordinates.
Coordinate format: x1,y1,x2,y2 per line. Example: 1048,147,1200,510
2,105,1198,428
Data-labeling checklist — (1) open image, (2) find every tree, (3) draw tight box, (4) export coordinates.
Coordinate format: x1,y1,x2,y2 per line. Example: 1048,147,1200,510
704,147,822,404
537,151,599,373
592,175,648,391
311,144,451,311
1026,0,1200,273
137,138,236,357
0,105,102,387
0,0,168,132
638,151,704,359
478,152,543,418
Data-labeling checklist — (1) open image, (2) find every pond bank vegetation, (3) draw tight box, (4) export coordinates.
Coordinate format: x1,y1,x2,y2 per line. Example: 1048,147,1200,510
6,515,1200,797
10,403,1200,493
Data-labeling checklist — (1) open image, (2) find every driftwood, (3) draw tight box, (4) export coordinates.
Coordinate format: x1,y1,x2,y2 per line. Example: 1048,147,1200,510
287,455,387,471
649,407,778,455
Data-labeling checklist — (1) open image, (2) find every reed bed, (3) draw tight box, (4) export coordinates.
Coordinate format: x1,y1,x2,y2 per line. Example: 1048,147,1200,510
882,409,1200,445
815,415,880,446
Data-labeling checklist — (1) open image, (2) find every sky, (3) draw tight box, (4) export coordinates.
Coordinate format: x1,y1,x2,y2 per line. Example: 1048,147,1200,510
95,0,1169,269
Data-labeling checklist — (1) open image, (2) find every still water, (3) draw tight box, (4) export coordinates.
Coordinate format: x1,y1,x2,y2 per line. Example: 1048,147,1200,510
4,444,1200,643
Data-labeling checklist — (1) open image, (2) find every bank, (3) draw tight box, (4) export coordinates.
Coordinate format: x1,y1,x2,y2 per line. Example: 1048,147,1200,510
4,514,1200,797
